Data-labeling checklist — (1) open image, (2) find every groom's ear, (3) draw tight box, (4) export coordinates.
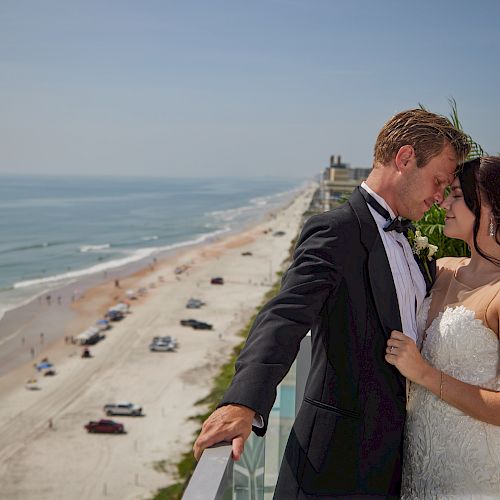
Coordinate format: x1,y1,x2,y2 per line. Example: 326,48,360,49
394,145,416,172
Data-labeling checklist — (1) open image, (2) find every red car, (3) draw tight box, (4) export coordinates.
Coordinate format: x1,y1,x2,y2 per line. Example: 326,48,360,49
84,419,125,434
210,277,224,285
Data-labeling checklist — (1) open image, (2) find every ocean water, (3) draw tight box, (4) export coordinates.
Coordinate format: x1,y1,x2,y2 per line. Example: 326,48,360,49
0,175,307,320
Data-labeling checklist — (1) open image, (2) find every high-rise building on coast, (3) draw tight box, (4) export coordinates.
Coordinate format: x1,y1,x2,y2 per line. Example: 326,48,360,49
321,155,371,211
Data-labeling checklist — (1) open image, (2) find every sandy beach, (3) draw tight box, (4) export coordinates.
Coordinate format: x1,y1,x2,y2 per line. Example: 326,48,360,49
0,185,315,500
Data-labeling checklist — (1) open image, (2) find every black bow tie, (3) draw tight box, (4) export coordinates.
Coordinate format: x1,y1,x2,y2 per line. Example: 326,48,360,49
359,187,413,234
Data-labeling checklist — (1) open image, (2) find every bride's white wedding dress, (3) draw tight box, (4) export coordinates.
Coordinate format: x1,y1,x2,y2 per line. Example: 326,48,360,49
401,258,500,499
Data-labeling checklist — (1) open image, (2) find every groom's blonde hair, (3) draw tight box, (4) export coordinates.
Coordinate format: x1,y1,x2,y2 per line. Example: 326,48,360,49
374,108,471,169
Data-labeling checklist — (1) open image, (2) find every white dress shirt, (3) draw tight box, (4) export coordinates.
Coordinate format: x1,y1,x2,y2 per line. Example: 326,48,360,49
361,182,426,342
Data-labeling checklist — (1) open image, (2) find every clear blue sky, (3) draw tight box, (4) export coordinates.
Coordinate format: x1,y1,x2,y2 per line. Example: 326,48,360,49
1,0,499,178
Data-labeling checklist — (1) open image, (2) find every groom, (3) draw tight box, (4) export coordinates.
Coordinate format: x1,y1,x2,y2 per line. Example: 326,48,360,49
193,109,470,498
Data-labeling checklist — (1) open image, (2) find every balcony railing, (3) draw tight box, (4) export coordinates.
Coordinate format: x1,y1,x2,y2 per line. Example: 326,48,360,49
183,334,311,500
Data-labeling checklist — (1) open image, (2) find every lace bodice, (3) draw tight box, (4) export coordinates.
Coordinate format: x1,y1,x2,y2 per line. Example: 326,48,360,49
423,305,499,390
402,303,500,499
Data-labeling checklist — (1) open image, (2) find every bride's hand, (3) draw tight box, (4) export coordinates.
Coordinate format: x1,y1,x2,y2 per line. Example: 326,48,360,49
385,330,432,384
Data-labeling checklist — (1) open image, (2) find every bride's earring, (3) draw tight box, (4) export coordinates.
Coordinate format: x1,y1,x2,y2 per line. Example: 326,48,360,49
490,215,496,238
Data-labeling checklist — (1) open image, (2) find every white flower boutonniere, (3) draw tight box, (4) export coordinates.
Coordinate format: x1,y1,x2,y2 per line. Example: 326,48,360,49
407,229,438,282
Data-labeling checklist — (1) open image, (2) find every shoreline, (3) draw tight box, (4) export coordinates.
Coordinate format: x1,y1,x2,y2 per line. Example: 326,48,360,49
0,184,305,381
0,183,316,500
0,179,306,322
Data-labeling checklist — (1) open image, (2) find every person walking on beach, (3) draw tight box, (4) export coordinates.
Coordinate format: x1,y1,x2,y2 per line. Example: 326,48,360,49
193,108,470,498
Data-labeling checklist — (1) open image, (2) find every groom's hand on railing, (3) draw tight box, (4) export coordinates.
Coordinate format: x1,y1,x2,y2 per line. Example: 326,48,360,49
193,404,255,461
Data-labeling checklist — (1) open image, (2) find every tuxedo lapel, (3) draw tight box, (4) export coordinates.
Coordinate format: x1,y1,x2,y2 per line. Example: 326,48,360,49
349,188,402,337
367,237,403,335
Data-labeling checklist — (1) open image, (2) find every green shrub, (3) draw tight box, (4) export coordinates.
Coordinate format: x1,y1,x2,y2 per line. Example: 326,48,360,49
414,204,469,258
415,97,484,258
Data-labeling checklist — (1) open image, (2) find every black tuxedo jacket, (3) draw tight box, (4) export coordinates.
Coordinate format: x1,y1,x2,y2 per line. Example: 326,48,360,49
220,188,434,498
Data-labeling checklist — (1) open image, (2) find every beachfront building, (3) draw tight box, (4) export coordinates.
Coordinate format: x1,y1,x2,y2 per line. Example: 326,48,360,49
320,155,371,211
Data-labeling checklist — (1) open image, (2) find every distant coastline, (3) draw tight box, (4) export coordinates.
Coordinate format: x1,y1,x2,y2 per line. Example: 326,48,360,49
0,176,310,379
0,175,307,317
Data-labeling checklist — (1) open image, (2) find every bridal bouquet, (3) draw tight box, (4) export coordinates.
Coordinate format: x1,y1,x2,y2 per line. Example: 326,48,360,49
407,229,438,282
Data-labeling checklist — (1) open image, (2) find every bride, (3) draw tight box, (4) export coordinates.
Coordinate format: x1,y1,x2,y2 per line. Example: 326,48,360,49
386,156,500,498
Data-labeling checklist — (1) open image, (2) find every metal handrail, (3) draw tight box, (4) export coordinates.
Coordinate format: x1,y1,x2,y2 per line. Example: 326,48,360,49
182,443,233,499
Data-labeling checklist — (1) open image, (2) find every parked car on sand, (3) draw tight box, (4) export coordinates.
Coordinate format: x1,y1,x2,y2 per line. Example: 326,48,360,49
180,319,213,330
103,402,142,416
150,335,177,351
105,309,124,321
180,319,197,327
186,298,205,309
152,336,177,347
210,277,224,285
192,321,213,330
84,419,125,434
25,378,40,390
75,326,103,345
149,341,175,352
110,302,130,314
96,319,111,331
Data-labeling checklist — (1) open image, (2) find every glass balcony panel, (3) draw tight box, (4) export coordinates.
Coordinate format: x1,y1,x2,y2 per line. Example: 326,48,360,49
184,335,311,500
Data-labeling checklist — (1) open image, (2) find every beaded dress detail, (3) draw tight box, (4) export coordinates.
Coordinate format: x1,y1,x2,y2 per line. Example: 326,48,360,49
401,258,500,499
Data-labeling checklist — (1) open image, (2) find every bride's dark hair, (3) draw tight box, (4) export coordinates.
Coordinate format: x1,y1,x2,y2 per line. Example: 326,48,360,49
457,156,500,266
